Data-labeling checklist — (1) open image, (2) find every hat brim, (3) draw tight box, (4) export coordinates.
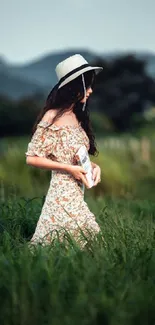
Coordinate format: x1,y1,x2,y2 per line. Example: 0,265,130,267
58,66,103,89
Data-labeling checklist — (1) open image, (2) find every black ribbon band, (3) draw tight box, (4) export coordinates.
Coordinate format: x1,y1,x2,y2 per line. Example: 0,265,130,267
58,63,90,86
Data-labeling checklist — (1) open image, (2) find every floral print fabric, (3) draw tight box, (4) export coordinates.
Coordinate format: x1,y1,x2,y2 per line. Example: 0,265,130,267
25,120,101,247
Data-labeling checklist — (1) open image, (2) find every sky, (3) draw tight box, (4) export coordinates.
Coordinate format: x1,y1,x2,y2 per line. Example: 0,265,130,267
0,0,155,64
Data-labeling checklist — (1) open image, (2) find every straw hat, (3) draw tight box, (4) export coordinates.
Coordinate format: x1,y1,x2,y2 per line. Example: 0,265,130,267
55,54,103,89
55,54,103,111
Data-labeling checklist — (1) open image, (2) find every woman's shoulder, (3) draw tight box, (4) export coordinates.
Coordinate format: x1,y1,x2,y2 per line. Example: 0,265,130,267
41,110,56,124
38,110,57,129
38,110,61,131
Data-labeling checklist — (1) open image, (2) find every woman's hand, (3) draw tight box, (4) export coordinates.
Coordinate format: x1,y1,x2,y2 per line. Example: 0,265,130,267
91,163,101,186
68,165,90,188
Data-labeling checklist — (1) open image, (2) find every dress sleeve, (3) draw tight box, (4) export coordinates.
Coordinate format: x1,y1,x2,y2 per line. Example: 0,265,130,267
25,120,58,158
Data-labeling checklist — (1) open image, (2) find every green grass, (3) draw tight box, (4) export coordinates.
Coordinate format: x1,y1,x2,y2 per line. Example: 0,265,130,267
1,133,155,323
1,134,155,200
1,195,155,324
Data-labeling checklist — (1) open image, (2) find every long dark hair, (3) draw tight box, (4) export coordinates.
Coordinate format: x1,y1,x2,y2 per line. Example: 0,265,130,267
32,70,99,156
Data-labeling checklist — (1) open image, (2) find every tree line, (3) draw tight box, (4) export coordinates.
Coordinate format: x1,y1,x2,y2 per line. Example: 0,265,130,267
0,53,155,136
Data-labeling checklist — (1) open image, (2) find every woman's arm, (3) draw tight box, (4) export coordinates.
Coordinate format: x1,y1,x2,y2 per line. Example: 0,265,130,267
26,156,89,187
26,156,98,172
26,156,72,173
91,161,97,168
90,161,101,185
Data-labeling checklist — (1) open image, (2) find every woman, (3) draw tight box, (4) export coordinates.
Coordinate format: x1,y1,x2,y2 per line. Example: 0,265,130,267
25,54,103,248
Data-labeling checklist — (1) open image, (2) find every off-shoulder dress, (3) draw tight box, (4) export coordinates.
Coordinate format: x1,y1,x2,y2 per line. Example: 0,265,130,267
25,120,101,247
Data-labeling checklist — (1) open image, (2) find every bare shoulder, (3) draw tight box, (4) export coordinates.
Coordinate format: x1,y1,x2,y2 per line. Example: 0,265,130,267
41,110,57,124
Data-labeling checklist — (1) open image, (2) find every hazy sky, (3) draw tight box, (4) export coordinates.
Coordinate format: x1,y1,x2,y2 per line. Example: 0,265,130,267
0,0,155,64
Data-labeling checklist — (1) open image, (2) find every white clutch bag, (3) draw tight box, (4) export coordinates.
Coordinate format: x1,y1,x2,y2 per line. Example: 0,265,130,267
75,145,94,188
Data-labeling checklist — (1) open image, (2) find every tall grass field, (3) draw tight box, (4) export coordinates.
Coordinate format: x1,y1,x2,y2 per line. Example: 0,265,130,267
1,131,155,324
0,195,155,325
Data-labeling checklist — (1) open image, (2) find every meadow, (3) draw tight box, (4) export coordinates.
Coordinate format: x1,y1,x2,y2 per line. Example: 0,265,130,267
0,195,155,324
1,132,155,324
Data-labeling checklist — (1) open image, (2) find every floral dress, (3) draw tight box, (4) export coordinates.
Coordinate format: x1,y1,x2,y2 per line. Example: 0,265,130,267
25,119,101,248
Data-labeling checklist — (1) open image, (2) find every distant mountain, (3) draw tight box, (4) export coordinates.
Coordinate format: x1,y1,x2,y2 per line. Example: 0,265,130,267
0,49,100,100
0,70,43,100
10,49,98,87
0,49,155,100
